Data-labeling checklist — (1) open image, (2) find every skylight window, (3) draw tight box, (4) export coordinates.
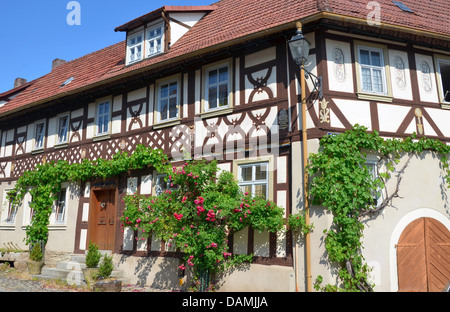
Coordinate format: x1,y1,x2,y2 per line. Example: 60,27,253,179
392,1,413,13
61,77,74,87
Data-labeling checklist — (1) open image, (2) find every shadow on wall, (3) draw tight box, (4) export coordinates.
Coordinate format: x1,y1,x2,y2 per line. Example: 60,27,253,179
117,254,183,290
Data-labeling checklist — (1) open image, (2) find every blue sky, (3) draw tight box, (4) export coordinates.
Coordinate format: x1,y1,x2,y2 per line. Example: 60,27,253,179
0,0,213,93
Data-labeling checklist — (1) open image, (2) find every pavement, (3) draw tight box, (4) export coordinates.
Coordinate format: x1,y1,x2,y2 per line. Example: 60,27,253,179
0,270,168,292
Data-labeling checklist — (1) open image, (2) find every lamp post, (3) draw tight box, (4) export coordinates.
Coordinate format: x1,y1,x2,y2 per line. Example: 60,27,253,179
288,22,312,293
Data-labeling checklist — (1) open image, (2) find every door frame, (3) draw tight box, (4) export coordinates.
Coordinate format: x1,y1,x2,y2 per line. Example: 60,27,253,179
87,181,119,252
390,208,450,291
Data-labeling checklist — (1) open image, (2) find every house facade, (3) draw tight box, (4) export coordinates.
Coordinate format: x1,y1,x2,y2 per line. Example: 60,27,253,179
0,0,449,292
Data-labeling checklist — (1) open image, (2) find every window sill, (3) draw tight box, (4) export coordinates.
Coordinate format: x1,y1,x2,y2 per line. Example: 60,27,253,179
357,92,393,103
200,107,234,119
153,119,181,130
54,142,69,149
48,224,67,231
93,134,111,142
31,148,44,155
0,224,16,230
440,102,450,110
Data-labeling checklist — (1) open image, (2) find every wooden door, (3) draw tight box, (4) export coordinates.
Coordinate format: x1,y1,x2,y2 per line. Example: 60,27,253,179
397,217,450,292
89,189,116,251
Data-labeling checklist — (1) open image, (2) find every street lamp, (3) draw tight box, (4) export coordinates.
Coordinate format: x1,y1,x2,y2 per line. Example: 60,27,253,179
288,22,313,293
288,27,311,66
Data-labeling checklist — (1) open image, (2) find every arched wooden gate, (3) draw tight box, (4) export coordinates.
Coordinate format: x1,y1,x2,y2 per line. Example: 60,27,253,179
397,217,450,292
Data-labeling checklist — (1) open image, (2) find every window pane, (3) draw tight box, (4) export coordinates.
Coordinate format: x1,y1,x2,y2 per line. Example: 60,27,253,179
58,117,68,143
371,51,381,67
218,84,228,107
219,66,228,82
160,99,168,120
103,102,110,114
209,69,218,85
372,69,383,93
169,97,178,119
240,166,252,181
361,67,372,91
169,82,177,96
254,184,267,199
161,84,168,98
360,50,370,65
208,86,218,109
255,164,267,180
56,190,66,223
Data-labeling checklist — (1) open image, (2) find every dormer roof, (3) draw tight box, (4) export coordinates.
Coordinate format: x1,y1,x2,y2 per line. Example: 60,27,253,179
114,5,217,33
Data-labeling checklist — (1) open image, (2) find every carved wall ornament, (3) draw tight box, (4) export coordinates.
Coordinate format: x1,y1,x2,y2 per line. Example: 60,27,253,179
332,48,346,83
421,61,433,93
319,98,330,124
393,56,406,90
246,66,274,103
277,109,289,130
415,108,424,135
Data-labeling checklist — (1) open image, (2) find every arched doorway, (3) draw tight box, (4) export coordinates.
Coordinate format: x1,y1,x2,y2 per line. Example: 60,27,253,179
396,217,450,292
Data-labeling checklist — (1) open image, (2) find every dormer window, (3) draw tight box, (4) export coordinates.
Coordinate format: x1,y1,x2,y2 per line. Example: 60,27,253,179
146,23,164,57
127,32,144,64
117,6,217,66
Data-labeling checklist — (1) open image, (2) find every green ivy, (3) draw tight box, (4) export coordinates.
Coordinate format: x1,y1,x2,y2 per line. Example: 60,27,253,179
309,125,450,292
8,145,169,246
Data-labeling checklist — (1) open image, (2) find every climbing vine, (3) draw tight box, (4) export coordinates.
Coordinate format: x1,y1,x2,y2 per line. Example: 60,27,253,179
8,145,169,246
309,125,450,292
7,143,310,291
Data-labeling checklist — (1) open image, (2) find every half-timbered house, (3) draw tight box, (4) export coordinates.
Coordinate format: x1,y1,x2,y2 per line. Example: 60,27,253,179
0,0,449,292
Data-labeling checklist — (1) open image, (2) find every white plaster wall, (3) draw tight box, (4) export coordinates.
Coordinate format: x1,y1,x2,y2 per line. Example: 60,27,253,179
326,39,354,93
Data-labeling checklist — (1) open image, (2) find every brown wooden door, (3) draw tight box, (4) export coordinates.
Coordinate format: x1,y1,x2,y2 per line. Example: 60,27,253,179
397,217,450,292
89,189,116,250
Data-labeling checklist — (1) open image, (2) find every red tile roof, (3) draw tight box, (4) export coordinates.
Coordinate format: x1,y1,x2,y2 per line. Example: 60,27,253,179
1,0,449,117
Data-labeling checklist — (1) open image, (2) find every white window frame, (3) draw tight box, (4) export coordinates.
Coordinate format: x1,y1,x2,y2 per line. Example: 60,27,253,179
354,41,393,102
203,61,233,113
96,100,111,137
56,114,70,145
126,31,144,65
33,120,46,151
52,187,68,225
357,46,388,95
238,162,269,200
155,76,180,124
1,189,17,226
435,56,450,105
146,23,164,58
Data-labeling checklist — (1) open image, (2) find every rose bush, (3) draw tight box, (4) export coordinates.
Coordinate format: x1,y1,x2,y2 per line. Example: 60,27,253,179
119,160,286,289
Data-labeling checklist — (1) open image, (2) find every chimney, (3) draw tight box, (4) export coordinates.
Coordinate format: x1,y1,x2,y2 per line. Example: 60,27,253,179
14,78,27,88
52,58,66,71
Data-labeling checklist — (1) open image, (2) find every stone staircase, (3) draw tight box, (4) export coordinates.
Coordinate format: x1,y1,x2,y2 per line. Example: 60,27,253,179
35,252,126,287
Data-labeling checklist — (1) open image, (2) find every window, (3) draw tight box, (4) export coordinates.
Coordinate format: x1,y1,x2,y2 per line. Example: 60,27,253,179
54,189,67,224
57,115,69,145
34,121,46,150
127,32,144,64
155,174,172,196
238,162,269,199
157,79,179,123
205,63,231,112
358,46,387,94
96,101,110,136
146,24,163,57
436,58,450,103
1,190,17,225
365,160,380,206
354,42,393,102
